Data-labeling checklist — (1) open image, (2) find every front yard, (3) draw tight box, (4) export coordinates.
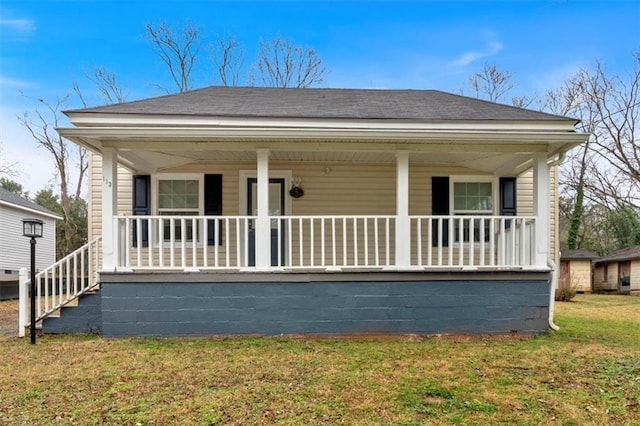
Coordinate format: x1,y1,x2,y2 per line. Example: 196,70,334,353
0,294,638,425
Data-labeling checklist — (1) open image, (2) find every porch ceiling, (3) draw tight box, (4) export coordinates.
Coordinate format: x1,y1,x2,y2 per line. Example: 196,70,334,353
117,148,532,175
59,123,587,176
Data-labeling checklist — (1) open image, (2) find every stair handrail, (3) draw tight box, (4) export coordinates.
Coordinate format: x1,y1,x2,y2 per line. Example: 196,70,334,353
19,236,102,337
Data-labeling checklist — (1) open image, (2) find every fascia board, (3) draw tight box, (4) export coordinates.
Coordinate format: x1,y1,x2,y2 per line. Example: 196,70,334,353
57,126,589,145
0,200,63,220
64,113,578,133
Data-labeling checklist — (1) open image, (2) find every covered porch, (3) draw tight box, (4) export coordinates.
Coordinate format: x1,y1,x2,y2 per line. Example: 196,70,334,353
93,144,555,274
48,86,587,336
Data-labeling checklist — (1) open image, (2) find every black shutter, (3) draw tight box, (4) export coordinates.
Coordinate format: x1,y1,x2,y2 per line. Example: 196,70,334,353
431,176,450,246
204,174,223,245
499,177,517,216
500,177,517,229
132,175,150,247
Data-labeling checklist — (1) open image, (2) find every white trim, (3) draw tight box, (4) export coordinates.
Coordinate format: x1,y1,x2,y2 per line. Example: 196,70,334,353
152,173,205,216
57,126,588,145
395,152,410,267
239,169,292,268
238,170,292,218
101,147,118,271
0,200,62,220
65,113,579,132
255,150,270,268
448,176,499,247
449,176,499,216
151,173,205,246
533,154,550,267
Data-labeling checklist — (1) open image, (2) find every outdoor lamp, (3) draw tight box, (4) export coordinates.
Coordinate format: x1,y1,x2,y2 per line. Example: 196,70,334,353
22,218,43,344
23,218,44,238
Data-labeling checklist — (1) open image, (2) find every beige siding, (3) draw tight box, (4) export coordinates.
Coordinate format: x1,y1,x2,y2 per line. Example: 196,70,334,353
517,165,558,263
88,152,133,241
89,157,554,265
594,262,619,291
568,259,592,292
631,259,640,291
98,160,487,218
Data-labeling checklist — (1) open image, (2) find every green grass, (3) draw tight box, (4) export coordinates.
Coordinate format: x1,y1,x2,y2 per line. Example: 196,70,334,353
0,294,638,425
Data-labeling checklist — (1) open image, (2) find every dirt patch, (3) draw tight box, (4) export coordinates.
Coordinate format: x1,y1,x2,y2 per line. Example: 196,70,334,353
0,299,18,336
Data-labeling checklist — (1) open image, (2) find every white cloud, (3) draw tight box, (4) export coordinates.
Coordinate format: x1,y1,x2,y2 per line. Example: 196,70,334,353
530,63,583,91
452,41,503,66
0,18,36,34
0,74,34,88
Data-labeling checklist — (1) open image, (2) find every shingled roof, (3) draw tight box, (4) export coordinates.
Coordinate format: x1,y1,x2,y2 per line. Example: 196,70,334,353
594,246,640,264
0,187,61,218
66,86,577,123
560,249,600,260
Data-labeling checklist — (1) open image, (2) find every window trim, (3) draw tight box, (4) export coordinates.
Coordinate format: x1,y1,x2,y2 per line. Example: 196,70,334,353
449,176,498,216
449,176,498,245
152,173,205,245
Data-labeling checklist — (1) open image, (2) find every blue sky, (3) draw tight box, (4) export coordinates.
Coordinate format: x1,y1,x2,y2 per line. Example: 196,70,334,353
1,0,639,194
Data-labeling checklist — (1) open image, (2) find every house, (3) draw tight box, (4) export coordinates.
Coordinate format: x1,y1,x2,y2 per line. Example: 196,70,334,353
559,249,599,293
593,246,640,294
22,86,587,337
0,187,61,299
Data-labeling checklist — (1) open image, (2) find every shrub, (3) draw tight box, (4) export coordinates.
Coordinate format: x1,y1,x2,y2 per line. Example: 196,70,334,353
556,271,578,301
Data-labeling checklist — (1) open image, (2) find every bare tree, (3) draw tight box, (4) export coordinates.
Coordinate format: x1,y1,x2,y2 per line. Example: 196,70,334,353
254,36,326,88
145,20,201,92
550,52,640,252
583,55,640,207
73,67,127,106
0,141,19,178
468,64,515,103
212,35,244,86
18,95,88,256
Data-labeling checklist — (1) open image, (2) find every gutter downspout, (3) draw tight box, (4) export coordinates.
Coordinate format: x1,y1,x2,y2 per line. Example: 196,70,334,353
547,256,560,331
546,151,567,331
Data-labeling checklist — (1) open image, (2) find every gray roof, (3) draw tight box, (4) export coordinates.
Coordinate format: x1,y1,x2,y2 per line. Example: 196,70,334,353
0,187,60,218
66,86,577,123
560,249,600,260
594,246,640,264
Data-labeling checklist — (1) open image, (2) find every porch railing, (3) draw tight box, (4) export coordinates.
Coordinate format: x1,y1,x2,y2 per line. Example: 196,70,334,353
19,236,102,336
114,215,537,270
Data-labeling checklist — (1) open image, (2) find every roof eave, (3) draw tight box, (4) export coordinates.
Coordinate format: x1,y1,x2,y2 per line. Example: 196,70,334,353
0,200,63,220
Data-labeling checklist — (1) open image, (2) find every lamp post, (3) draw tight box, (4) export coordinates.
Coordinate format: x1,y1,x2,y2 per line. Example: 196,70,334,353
22,218,43,344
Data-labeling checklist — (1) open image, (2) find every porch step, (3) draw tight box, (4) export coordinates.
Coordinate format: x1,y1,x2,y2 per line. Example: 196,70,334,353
42,291,102,334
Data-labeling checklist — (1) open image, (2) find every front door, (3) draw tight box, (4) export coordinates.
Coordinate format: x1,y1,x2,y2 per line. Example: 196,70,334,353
247,178,285,266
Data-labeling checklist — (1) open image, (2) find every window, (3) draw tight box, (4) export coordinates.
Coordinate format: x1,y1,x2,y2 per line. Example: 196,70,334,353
452,181,494,243
157,178,201,242
603,264,608,282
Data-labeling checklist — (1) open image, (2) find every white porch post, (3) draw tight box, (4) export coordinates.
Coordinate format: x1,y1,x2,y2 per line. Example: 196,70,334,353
395,152,410,268
101,147,118,271
533,153,550,267
255,149,271,269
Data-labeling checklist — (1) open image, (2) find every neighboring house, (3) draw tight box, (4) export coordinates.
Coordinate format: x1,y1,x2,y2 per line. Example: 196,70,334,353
594,246,640,294
559,249,599,293
38,86,587,337
0,188,61,299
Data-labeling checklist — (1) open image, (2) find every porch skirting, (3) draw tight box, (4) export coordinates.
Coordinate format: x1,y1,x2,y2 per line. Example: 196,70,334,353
93,271,551,336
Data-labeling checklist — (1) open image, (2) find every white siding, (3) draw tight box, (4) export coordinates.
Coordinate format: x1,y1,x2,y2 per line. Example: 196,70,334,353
0,205,57,272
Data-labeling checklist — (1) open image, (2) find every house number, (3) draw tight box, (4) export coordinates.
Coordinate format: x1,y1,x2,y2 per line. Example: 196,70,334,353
103,176,112,187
